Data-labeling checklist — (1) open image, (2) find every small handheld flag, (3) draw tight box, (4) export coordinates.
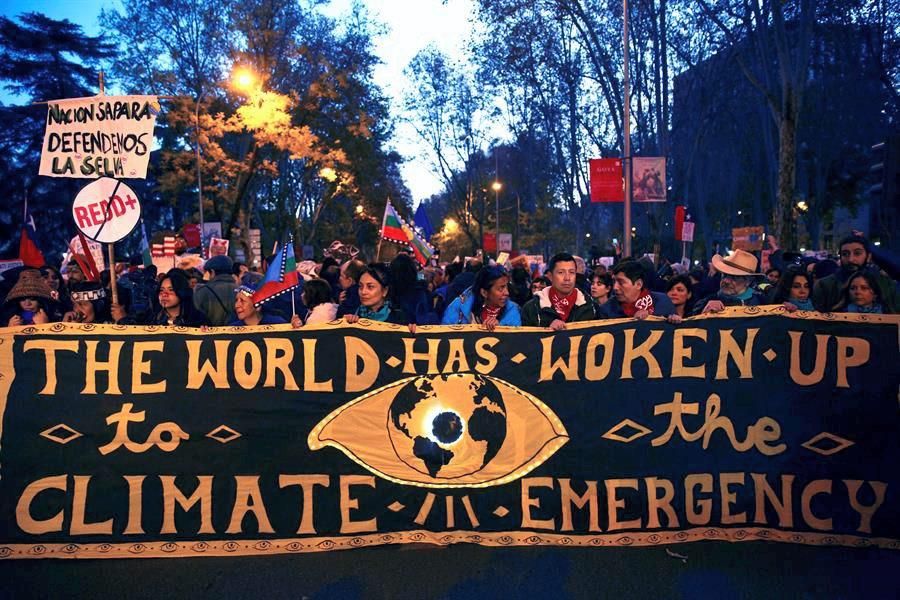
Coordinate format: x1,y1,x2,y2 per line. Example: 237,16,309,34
251,235,301,307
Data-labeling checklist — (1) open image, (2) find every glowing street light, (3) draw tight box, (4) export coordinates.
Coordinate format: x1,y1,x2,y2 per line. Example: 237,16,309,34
231,67,258,93
492,181,502,248
319,167,338,182
355,204,364,215
443,217,459,234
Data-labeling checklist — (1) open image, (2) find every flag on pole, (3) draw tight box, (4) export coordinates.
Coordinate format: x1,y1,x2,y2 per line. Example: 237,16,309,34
74,231,101,282
379,200,435,266
252,235,300,307
19,202,45,268
414,204,435,240
380,200,408,245
152,236,177,257
140,219,153,267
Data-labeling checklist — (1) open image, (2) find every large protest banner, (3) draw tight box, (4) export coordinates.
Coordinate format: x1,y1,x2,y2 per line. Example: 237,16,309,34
40,95,160,179
0,308,897,559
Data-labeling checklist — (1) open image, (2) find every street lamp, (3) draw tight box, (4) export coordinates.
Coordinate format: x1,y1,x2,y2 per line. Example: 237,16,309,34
195,91,207,254
492,181,502,250
195,66,260,254
231,67,258,93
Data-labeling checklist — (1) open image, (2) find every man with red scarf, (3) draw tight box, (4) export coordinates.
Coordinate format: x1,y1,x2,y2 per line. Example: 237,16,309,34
598,258,676,319
521,253,596,329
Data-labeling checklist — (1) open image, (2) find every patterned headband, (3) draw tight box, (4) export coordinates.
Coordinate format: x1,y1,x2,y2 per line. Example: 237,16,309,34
71,288,107,302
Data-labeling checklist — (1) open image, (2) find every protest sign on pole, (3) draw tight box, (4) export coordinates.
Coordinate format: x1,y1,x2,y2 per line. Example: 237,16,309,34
632,157,666,202
589,158,624,202
182,224,201,249
68,235,105,273
72,177,142,305
0,260,24,275
483,232,497,254
202,222,223,254
208,237,230,257
732,226,765,251
72,178,142,244
674,205,685,241
40,95,160,179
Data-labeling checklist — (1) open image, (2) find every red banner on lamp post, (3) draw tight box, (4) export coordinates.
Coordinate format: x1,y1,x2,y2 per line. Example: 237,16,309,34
674,205,685,241
483,232,497,254
589,158,624,202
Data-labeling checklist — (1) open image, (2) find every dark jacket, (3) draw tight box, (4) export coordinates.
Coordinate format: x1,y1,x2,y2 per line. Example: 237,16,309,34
812,265,898,313
193,274,236,326
520,287,595,327
336,283,361,318
355,303,410,326
395,283,439,325
598,291,676,318
152,308,209,327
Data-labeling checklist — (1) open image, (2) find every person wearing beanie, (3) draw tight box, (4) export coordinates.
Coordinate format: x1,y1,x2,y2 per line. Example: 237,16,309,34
2,269,53,326
194,255,237,326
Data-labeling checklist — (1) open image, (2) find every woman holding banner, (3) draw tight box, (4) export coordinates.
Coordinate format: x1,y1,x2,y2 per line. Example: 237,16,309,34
344,264,410,326
441,265,521,331
152,269,208,327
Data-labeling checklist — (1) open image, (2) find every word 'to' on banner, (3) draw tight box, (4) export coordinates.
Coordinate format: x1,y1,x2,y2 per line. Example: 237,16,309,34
0,308,898,559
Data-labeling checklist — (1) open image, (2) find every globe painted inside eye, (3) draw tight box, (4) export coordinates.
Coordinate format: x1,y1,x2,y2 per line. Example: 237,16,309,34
388,374,507,479
308,373,568,488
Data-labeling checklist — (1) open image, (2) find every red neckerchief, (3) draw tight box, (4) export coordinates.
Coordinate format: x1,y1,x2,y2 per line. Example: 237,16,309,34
480,304,502,324
548,287,577,321
622,289,654,317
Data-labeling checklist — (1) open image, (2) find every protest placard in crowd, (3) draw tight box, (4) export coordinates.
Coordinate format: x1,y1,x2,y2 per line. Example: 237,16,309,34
40,95,160,179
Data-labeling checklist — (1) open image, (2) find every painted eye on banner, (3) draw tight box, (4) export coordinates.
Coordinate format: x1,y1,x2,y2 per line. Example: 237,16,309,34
308,373,568,488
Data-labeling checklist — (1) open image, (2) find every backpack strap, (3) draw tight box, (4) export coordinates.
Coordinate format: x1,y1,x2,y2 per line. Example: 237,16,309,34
204,285,231,315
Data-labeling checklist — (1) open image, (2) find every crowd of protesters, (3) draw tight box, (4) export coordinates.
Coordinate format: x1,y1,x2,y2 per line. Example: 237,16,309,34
1,231,897,331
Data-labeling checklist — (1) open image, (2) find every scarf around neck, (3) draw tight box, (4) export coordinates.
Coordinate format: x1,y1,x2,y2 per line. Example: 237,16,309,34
848,302,883,314
622,290,655,317
479,303,502,324
357,301,392,322
790,297,815,311
720,287,755,303
548,288,577,321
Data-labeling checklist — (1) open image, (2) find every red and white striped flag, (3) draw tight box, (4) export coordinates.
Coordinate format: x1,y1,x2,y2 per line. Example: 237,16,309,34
151,236,177,257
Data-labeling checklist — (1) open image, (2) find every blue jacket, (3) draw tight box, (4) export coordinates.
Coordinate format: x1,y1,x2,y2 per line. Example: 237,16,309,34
441,288,522,326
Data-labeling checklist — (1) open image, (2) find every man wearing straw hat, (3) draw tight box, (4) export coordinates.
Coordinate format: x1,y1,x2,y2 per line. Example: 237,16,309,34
692,249,767,315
